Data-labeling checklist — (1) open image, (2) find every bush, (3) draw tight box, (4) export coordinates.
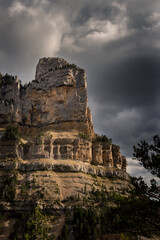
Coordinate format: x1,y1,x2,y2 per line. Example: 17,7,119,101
24,206,50,240
55,63,83,71
3,125,20,141
72,207,99,240
2,164,18,202
78,132,91,141
92,134,112,144
0,73,15,87
10,206,53,240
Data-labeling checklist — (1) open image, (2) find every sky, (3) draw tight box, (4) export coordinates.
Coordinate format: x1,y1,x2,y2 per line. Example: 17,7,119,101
0,0,160,181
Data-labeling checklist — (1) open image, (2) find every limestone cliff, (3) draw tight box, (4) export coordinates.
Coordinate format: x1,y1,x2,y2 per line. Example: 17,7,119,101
0,57,93,135
0,59,159,240
0,57,127,171
0,57,130,239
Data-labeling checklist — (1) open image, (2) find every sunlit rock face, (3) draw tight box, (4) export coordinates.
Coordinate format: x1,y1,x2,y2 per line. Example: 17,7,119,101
0,57,128,239
0,134,127,172
0,57,127,172
23,58,91,127
0,57,93,135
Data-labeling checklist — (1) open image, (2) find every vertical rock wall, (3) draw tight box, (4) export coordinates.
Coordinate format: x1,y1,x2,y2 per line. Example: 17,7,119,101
0,57,127,171
0,135,127,171
0,57,93,135
92,141,126,169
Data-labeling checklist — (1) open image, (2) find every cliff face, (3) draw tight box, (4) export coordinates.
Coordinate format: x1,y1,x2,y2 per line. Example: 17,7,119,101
0,135,127,171
0,58,129,239
0,57,127,171
0,57,93,135
0,59,158,240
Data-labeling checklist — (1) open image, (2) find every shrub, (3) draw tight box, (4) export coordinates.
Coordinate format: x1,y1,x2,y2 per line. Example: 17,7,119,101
72,207,99,240
2,164,18,202
92,134,112,144
3,125,20,141
0,73,15,87
61,224,69,240
24,205,51,240
78,132,91,141
55,63,83,71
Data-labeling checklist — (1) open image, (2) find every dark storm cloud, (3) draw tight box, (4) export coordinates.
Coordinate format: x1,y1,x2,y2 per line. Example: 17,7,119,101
92,54,160,107
0,0,160,179
88,52,160,156
126,0,160,30
74,3,122,25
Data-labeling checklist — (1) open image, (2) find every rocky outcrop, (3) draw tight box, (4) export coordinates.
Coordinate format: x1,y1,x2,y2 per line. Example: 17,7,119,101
0,134,127,171
22,136,92,163
0,58,93,135
92,141,126,170
0,159,129,180
0,57,127,172
0,58,129,240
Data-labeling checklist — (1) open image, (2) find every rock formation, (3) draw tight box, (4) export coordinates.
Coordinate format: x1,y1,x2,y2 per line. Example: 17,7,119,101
0,57,129,239
0,58,158,240
0,58,93,135
0,57,127,172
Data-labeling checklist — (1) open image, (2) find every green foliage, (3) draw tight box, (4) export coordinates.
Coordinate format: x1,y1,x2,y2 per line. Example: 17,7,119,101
35,132,45,140
2,164,18,202
73,207,99,240
32,79,38,83
120,233,130,240
9,214,29,240
92,134,112,144
54,199,61,205
10,206,54,240
55,63,83,71
21,178,46,200
88,185,160,237
133,135,160,177
21,184,29,198
91,174,97,179
90,187,107,203
0,73,15,87
24,206,50,240
133,134,160,231
61,224,69,240
3,125,21,141
78,132,91,141
131,177,160,201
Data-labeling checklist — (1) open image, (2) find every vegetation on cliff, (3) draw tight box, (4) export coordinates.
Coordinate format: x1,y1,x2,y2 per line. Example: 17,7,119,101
1,163,18,202
55,63,83,71
6,180,160,240
0,72,15,87
5,135,158,240
92,134,112,144
2,125,21,141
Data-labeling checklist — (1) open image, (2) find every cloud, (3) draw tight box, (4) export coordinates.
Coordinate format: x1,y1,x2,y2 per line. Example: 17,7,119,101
0,0,70,80
127,158,160,185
